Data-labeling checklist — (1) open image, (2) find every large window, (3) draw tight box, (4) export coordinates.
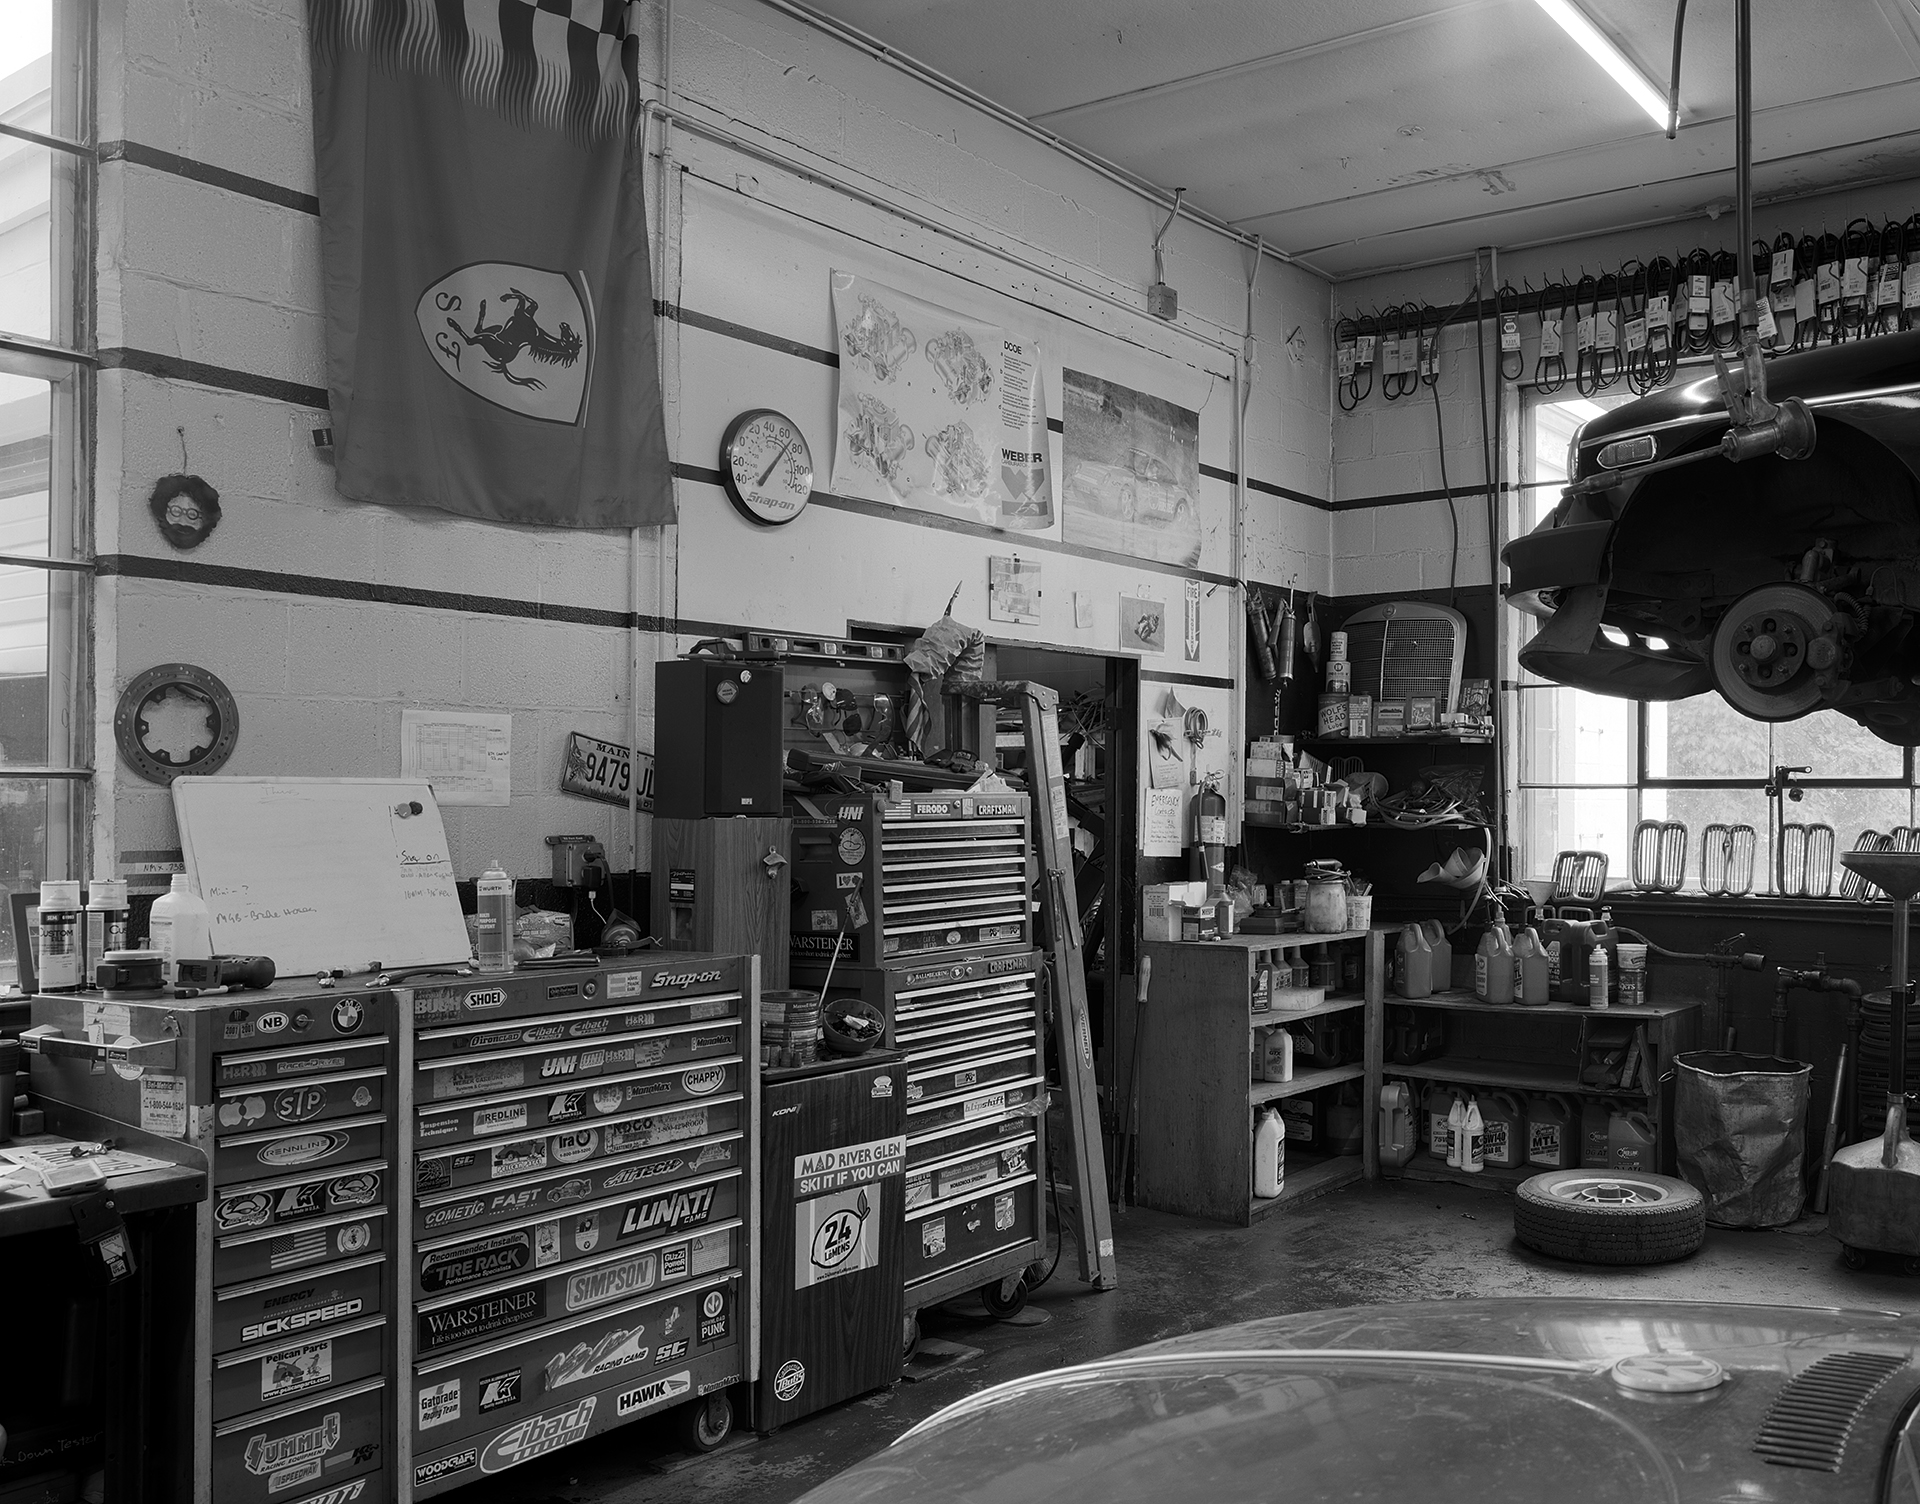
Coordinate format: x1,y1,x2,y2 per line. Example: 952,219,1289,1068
0,1,92,979
1515,389,1917,896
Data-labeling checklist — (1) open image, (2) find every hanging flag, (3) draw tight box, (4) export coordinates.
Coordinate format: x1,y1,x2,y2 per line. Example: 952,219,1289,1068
309,0,672,529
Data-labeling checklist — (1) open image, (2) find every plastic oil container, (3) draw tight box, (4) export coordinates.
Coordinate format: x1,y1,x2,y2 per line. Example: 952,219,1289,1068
1609,1108,1656,1171
146,873,210,987
1476,923,1515,1003
1393,924,1433,999
1616,943,1648,1007
1481,1090,1525,1169
1379,1081,1417,1167
1581,1097,1617,1168
1526,1093,1577,1168
1447,1095,1468,1169
1254,1108,1285,1199
1460,1097,1485,1173
1260,1026,1295,1084
1424,1083,1457,1161
1420,920,1453,992
1513,928,1551,1006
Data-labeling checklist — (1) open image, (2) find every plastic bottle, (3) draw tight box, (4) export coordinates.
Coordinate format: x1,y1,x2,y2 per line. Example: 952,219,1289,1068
1394,924,1433,999
476,861,515,973
1477,922,1515,1004
1481,1090,1525,1169
1424,1084,1456,1162
36,880,81,993
1461,1097,1485,1173
1446,1094,1468,1169
1326,1084,1364,1155
83,878,130,987
1526,1093,1577,1168
1588,944,1610,1008
147,873,211,987
1253,1108,1286,1199
1581,1097,1616,1167
1420,920,1453,993
1379,1081,1417,1168
1513,927,1551,1006
1609,1108,1656,1171
1261,1026,1295,1084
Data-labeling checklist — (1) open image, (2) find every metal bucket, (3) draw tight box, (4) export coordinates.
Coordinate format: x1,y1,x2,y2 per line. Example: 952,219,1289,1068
1674,1051,1812,1228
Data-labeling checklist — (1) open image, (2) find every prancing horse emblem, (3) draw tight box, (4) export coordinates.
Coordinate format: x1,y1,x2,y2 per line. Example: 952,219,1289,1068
444,288,583,391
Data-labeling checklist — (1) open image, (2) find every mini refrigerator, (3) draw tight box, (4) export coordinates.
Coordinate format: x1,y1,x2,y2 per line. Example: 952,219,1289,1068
756,1050,906,1430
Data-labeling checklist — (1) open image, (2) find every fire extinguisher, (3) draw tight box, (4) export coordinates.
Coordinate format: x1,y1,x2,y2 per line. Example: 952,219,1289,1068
1193,776,1228,894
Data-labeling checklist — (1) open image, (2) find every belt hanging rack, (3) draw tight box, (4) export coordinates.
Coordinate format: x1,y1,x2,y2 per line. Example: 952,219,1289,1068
1872,218,1904,337
1840,217,1875,340
1535,280,1569,394
1814,229,1844,346
1709,247,1741,350
1573,271,1602,396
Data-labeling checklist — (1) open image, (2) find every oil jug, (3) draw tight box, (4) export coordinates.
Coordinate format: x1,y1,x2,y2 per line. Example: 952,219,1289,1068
1379,1081,1417,1167
1526,1092,1577,1168
1481,1090,1526,1169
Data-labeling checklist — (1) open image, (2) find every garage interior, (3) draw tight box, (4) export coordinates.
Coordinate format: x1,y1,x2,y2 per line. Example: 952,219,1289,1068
10,0,1920,1501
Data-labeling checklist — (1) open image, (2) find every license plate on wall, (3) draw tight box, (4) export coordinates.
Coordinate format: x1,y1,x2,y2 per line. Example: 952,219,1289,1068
561,733,655,811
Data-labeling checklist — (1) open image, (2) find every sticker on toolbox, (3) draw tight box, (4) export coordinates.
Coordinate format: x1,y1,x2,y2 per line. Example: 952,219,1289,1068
229,1271,377,1348
796,1186,878,1289
217,1039,383,1086
217,1077,383,1135
216,1384,383,1504
417,1064,740,1144
921,1218,947,1258
420,1231,534,1293
417,1287,547,1355
217,1168,384,1235
543,1311,656,1389
428,1059,524,1100
793,1135,904,1196
479,1369,522,1412
616,1371,691,1418
477,1396,598,1475
418,1379,461,1431
489,1141,547,1179
257,1339,334,1404
140,1073,188,1137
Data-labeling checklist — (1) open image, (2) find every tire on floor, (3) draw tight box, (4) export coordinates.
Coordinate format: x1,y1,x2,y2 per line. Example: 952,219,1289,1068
1514,1169,1706,1265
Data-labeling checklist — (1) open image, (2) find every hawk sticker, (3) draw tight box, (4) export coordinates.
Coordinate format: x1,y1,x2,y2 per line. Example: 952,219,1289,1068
417,263,593,425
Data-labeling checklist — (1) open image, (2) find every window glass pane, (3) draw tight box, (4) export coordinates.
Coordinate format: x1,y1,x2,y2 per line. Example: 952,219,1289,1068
1648,787,1769,891
1778,787,1915,897
0,774,47,983
1775,713,1906,782
1648,694,1770,780
0,370,49,554
1518,787,1637,883
0,5,77,347
0,562,55,765
1520,685,1635,785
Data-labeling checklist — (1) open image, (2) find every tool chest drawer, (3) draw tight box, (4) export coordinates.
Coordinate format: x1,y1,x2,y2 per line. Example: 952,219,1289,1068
414,1127,744,1239
212,1254,388,1355
904,1136,1037,1212
905,1078,1042,1139
210,1377,386,1504
905,1176,1040,1286
905,1046,1039,1108
905,1109,1038,1167
216,1068,387,1137
407,958,747,1029
214,1161,388,1240
415,994,742,1062
214,1113,389,1186
212,1314,390,1423
217,1035,389,1090
416,1021,739,1105
414,1059,744,1149
217,1206,389,1285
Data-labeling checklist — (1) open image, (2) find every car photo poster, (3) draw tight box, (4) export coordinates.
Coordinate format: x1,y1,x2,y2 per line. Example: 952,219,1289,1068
830,272,1052,531
309,0,672,529
1061,370,1202,567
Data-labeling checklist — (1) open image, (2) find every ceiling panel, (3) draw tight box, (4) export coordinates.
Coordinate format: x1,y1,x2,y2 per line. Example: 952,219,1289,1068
799,0,1920,278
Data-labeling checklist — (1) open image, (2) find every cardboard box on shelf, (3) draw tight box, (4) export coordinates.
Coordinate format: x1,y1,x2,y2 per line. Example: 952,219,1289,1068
1346,694,1372,738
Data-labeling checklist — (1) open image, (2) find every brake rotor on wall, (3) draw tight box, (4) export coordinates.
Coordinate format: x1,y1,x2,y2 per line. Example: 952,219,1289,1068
1709,583,1844,720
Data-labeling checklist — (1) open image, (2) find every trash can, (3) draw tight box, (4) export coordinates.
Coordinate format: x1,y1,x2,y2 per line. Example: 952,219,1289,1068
1674,1051,1812,1227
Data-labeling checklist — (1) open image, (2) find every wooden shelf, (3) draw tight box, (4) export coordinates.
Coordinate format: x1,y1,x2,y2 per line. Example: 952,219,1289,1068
1252,994,1367,1026
1244,817,1488,832
1385,1056,1647,1097
1301,735,1494,746
1166,928,1375,949
1385,988,1703,1021
1249,1154,1363,1216
1250,1062,1364,1104
1384,1157,1536,1191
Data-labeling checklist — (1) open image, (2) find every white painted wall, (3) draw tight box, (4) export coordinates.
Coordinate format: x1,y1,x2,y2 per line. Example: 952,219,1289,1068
91,0,1335,885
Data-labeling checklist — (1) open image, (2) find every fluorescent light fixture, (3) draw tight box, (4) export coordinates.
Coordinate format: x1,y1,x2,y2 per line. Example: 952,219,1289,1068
1531,0,1672,129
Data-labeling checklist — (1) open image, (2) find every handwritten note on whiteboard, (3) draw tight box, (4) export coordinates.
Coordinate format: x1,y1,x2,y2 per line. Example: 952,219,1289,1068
172,777,472,974
400,709,512,806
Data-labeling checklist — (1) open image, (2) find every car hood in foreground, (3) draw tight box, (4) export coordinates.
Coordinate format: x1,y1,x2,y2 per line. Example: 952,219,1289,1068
798,1300,1919,1504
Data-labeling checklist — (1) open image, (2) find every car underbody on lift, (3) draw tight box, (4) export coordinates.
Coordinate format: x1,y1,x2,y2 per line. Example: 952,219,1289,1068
1504,328,1920,744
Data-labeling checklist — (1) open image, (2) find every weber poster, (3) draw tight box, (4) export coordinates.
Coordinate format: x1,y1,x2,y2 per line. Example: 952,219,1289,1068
310,0,672,529
831,272,1052,530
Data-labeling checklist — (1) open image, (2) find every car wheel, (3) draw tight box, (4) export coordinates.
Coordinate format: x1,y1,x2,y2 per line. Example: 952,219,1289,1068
676,1391,734,1453
1118,487,1136,521
1842,1245,1870,1271
1514,1169,1706,1265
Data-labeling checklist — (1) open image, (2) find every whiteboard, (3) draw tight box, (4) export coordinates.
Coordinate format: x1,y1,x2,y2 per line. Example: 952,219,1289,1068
172,777,473,976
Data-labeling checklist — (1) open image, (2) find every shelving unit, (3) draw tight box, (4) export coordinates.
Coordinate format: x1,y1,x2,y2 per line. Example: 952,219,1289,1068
1302,735,1493,746
1378,987,1703,1181
1136,929,1384,1225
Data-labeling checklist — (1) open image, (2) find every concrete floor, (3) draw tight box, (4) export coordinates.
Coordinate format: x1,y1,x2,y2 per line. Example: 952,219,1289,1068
459,1177,1920,1504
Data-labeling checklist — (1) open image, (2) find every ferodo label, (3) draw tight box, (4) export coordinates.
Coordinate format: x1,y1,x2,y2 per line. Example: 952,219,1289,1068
618,1184,717,1238
565,1254,656,1312
418,1288,545,1354
420,1231,532,1293
478,1397,598,1474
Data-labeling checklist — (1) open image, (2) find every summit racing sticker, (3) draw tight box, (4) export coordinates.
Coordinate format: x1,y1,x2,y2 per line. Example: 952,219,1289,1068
478,1396,598,1475
242,1409,341,1482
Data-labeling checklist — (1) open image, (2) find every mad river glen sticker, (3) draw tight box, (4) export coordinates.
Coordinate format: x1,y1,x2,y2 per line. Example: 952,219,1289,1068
416,263,593,425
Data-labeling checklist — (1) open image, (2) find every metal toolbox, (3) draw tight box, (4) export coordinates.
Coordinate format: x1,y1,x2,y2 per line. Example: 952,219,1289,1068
413,1058,744,1148
407,957,747,1030
211,1255,388,1355
904,1176,1041,1288
212,1314,391,1422
787,791,1033,970
416,1020,738,1105
209,1377,387,1504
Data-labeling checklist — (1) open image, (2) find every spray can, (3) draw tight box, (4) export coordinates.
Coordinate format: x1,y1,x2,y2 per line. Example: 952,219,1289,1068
476,861,515,973
36,881,81,993
84,879,130,985
1588,945,1610,1008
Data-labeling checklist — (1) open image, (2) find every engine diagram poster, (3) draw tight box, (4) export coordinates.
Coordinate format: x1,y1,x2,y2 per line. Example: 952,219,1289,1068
831,271,1052,531
1061,370,1202,567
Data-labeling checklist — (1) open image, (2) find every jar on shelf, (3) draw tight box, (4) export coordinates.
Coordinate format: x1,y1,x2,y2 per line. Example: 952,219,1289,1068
1304,874,1349,933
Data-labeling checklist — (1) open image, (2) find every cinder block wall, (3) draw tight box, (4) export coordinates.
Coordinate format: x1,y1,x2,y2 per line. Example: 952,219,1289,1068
91,0,1337,893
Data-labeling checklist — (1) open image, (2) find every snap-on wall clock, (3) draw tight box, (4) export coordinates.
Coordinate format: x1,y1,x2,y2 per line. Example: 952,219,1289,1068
721,409,813,526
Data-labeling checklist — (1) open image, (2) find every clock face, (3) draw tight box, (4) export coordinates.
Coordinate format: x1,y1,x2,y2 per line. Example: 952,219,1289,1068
722,410,813,526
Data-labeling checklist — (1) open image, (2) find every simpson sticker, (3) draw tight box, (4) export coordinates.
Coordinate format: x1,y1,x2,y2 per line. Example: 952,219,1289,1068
545,1321,651,1389
564,1254,656,1312
616,1371,689,1417
491,1140,547,1179
259,1340,332,1403
418,1378,461,1431
473,1103,529,1136
550,1129,598,1163
417,1287,545,1354
478,1397,597,1475
420,1231,532,1294
478,1368,522,1412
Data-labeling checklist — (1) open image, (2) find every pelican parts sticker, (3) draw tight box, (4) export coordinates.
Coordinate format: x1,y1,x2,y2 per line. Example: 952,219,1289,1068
795,1186,879,1289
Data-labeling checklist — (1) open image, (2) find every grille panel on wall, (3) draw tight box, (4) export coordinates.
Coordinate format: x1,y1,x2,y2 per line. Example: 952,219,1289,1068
1342,601,1468,712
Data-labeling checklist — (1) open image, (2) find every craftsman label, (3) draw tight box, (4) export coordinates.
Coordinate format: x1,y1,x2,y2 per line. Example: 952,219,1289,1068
796,1186,878,1288
491,1141,547,1179
618,1184,718,1238
616,1372,689,1417
417,1378,461,1431
473,1104,529,1136
565,1254,656,1312
545,1321,651,1389
478,1369,522,1412
421,1231,532,1293
417,1287,545,1353
478,1397,598,1475
794,1135,905,1197
259,1340,333,1403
